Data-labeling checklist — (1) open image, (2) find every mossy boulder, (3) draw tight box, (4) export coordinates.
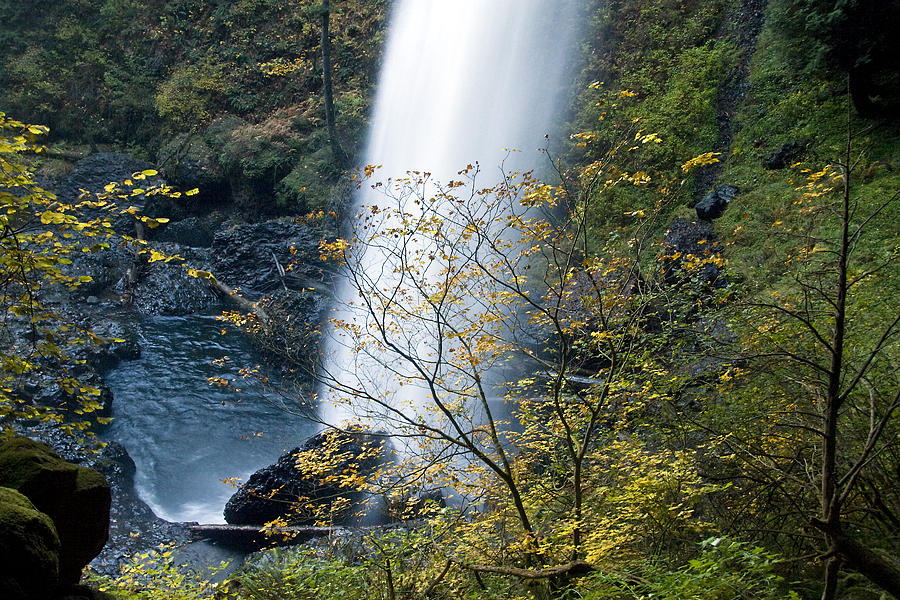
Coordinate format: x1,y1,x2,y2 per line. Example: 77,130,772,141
0,486,61,600
0,437,110,585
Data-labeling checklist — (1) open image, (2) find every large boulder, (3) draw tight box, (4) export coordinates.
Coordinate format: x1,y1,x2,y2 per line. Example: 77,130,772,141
123,244,219,315
154,214,226,248
0,486,61,600
0,437,110,585
763,140,806,170
694,184,738,221
224,429,389,526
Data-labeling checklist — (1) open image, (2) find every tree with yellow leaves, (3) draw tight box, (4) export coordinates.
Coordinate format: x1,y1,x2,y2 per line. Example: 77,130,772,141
311,134,731,596
0,113,191,437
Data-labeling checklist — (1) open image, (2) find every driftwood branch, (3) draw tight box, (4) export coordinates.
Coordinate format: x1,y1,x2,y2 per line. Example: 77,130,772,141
208,278,270,324
458,560,595,580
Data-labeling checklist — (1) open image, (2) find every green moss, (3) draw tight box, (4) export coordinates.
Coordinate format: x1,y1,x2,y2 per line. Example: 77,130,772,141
0,437,78,494
638,41,737,170
0,486,61,598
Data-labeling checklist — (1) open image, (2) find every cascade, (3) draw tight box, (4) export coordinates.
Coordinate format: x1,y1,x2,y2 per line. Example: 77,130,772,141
320,0,584,427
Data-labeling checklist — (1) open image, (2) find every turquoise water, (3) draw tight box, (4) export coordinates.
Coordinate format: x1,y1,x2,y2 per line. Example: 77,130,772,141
103,313,316,523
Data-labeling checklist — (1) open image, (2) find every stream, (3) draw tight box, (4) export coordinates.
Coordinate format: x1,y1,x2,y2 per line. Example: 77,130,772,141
102,312,316,524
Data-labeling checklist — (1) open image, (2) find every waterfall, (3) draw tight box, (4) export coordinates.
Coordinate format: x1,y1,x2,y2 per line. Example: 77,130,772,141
320,0,584,428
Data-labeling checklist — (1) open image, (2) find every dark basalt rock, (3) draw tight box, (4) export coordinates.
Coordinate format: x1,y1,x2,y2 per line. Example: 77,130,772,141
14,311,140,424
763,140,806,170
695,184,738,221
0,486,61,600
123,244,219,315
211,219,331,295
79,318,141,371
0,437,110,586
154,214,226,248
224,430,389,527
661,218,724,287
62,244,133,299
20,365,114,421
55,153,166,235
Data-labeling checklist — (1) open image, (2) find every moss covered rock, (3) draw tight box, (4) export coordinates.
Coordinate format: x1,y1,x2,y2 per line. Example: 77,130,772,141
0,437,110,585
0,486,61,600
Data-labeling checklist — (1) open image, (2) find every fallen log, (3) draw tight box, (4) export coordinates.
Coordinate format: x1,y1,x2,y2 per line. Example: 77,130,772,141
188,524,333,550
207,278,270,324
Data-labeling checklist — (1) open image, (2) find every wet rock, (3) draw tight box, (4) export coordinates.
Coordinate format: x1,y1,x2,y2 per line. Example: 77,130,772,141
695,185,738,221
15,311,140,423
80,318,142,371
55,153,165,235
0,486,61,600
0,437,110,585
211,219,331,295
63,243,133,299
155,214,226,248
763,140,806,170
224,430,389,526
21,365,114,421
661,218,724,287
123,244,218,315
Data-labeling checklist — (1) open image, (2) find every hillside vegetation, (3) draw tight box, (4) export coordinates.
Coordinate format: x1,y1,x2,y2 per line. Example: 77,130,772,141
2,0,899,599
0,0,387,215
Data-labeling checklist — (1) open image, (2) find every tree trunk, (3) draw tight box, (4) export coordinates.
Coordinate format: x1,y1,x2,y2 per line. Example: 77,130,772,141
321,0,346,165
835,531,900,598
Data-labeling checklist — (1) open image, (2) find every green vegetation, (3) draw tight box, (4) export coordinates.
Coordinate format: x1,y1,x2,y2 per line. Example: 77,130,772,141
2,0,899,599
0,0,387,215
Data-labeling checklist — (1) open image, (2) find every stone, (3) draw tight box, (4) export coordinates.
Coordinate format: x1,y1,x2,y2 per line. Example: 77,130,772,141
0,486,61,600
763,140,806,170
154,215,224,248
224,430,389,526
55,153,165,235
123,244,219,315
694,184,738,220
0,437,111,585
661,218,724,287
211,219,332,295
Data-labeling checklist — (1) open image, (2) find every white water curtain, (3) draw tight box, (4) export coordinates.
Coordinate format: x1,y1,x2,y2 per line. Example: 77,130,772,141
320,0,585,429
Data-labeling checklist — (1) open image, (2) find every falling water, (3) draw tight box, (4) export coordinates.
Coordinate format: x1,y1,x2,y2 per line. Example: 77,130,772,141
321,0,584,426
